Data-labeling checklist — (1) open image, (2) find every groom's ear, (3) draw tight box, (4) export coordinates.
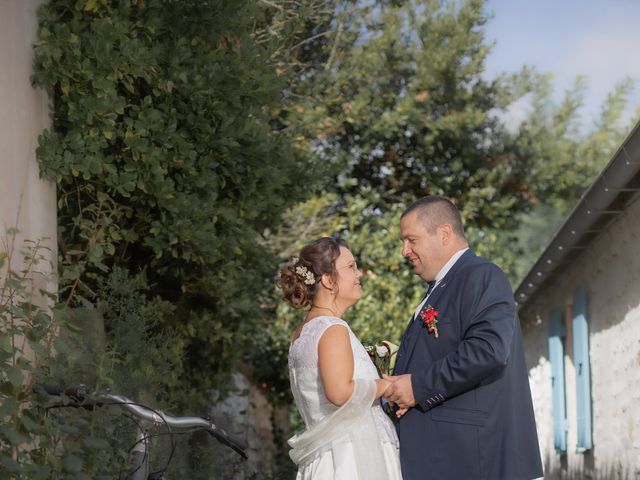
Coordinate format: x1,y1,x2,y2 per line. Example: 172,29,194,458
439,224,453,245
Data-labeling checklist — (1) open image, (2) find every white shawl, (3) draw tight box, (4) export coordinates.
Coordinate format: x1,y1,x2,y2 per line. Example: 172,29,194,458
288,378,390,479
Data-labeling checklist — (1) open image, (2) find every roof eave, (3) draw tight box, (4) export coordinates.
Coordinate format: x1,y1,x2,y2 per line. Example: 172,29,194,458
515,120,640,309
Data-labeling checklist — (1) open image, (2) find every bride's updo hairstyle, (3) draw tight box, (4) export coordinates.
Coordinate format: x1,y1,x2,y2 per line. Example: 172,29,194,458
279,237,346,309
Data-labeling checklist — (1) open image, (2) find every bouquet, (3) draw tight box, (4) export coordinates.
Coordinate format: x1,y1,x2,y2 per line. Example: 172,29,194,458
364,340,400,420
364,340,399,377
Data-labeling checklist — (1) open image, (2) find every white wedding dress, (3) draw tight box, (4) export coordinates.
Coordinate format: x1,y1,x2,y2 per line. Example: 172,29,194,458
287,316,402,480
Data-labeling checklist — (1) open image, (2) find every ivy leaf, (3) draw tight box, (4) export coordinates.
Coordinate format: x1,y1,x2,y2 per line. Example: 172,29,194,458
0,334,12,353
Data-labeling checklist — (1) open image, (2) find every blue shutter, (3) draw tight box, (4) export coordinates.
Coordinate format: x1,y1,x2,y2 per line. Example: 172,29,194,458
573,287,593,451
548,308,567,453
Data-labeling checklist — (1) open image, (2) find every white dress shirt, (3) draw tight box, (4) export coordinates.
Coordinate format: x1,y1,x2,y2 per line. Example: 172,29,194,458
413,247,469,319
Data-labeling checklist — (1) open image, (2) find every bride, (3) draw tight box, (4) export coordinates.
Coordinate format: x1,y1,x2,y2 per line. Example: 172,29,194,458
280,237,402,480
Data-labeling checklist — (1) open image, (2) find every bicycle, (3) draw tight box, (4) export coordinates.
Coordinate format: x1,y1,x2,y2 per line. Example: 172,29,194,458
35,384,248,479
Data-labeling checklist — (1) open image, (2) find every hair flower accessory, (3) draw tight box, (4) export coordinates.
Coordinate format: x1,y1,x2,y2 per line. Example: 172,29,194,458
291,257,316,285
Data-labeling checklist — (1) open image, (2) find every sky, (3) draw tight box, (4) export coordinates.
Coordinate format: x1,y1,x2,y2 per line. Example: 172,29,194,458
482,0,640,131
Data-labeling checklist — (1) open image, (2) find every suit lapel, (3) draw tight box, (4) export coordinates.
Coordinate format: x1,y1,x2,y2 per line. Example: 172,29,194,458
395,285,431,373
398,250,475,371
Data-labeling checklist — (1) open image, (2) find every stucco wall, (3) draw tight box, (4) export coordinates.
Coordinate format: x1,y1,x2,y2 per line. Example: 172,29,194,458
208,372,293,479
520,194,640,479
0,0,55,293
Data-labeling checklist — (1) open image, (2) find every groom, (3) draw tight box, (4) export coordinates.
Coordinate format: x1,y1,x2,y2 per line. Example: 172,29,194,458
384,196,543,480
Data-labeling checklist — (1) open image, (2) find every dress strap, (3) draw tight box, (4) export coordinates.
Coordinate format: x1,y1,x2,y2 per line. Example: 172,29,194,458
305,316,350,348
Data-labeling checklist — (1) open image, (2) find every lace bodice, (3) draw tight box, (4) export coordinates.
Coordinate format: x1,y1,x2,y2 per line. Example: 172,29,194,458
287,316,398,447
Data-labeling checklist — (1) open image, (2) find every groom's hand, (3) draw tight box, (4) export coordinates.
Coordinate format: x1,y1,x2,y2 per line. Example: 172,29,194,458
382,374,416,408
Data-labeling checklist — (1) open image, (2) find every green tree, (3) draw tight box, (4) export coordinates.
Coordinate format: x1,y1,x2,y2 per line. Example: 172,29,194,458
32,0,322,402
507,76,637,280
286,0,536,233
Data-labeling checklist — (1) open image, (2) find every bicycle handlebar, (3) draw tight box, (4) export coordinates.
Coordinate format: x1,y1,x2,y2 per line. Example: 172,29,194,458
36,383,87,400
36,384,248,459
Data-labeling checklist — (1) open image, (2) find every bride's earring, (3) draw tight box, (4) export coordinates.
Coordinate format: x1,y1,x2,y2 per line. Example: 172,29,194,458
331,289,335,295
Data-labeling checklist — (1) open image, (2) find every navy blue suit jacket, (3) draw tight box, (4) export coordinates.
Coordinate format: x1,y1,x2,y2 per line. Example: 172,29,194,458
393,250,543,480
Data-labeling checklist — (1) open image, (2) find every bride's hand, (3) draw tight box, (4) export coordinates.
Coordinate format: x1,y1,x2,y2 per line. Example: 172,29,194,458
375,378,392,398
395,407,409,418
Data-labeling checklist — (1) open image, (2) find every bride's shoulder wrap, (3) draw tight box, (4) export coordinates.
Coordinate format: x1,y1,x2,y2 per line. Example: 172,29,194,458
288,378,390,480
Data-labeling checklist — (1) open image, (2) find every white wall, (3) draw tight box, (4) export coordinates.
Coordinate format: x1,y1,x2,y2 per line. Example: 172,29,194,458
520,194,640,479
0,0,56,295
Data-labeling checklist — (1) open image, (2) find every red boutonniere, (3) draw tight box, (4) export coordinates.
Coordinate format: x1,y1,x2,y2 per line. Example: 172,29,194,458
420,305,439,338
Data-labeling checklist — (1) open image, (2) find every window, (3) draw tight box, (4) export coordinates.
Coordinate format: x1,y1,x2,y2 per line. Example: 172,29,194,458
572,287,592,451
548,307,568,453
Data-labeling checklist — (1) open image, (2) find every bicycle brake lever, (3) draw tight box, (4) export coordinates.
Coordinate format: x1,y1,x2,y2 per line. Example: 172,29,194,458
206,425,248,459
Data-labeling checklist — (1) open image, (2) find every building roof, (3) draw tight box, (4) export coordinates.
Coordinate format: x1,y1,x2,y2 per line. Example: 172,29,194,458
515,120,640,309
